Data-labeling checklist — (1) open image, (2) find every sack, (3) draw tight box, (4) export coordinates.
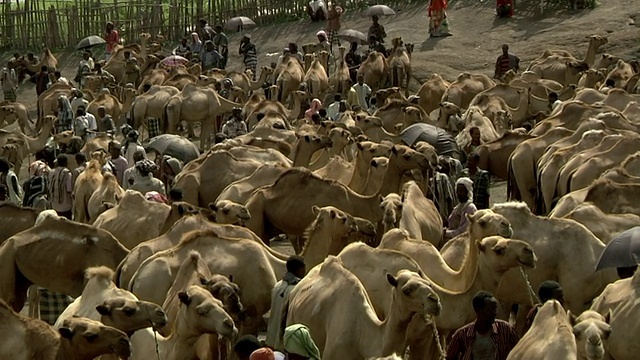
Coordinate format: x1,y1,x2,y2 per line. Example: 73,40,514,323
23,175,48,207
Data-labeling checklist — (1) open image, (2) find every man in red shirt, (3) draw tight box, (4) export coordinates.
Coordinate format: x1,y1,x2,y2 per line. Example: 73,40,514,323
104,22,119,61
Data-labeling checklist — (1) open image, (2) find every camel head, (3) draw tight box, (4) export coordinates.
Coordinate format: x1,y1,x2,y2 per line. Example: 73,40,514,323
299,133,333,150
96,297,168,334
352,216,377,245
309,205,359,241
390,144,430,171
502,69,517,84
586,35,608,49
177,285,238,339
356,141,392,159
328,127,352,148
406,43,414,56
403,106,424,126
209,200,251,226
301,43,318,55
477,235,536,275
199,274,244,320
197,74,217,87
355,115,384,131
439,101,462,116
495,110,512,130
386,270,441,317
375,87,403,106
52,130,75,145
569,310,611,360
466,209,512,240
380,193,402,232
58,317,131,360
391,37,404,49
412,141,438,169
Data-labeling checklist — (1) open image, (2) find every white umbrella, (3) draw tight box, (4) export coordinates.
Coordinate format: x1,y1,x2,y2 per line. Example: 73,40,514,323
364,4,396,17
225,16,257,31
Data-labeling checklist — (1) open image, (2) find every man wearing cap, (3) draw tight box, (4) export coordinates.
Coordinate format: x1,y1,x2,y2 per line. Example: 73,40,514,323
315,31,331,55
201,40,223,71
83,105,97,139
104,21,119,61
325,2,343,54
239,35,258,80
108,141,128,185
221,108,247,139
123,130,146,169
213,25,229,69
307,0,327,21
97,106,116,136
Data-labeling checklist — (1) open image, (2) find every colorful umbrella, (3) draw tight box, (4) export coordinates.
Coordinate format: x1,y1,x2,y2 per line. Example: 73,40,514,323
160,55,189,67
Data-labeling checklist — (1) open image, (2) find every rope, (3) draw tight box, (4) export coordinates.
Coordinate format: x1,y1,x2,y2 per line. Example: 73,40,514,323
519,266,540,305
426,314,446,360
144,306,161,360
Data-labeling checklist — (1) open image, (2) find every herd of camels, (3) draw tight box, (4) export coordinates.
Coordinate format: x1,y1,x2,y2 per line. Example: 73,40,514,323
0,27,639,359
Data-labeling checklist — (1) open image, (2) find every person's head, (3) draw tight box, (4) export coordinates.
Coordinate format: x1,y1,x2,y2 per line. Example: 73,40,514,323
0,184,6,200
54,70,62,79
548,92,558,103
127,129,140,143
467,152,480,170
198,18,207,27
106,21,114,31
12,53,19,59
214,25,223,33
164,156,183,176
502,44,509,55
338,100,349,112
108,140,122,157
180,37,188,46
83,52,90,60
538,280,564,305
455,177,473,203
74,152,87,167
232,107,242,118
350,41,358,52
617,265,637,279
318,108,327,118
205,40,214,50
288,42,299,54
357,75,364,85
40,65,48,73
250,348,275,360
286,255,306,278
0,157,10,174
283,324,320,360
27,53,34,60
242,34,251,44
282,47,290,56
143,83,152,93
56,155,68,168
191,32,199,42
368,35,377,45
132,149,146,164
97,106,106,117
605,79,615,88
470,126,481,143
316,30,327,43
372,15,379,23
95,63,102,71
123,50,131,59
472,291,498,324
270,62,277,69
333,94,342,103
135,159,158,177
76,107,86,117
233,335,261,360
311,113,321,124
168,188,183,202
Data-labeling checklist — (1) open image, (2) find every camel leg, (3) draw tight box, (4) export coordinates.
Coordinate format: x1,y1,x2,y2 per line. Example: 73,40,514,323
28,285,40,319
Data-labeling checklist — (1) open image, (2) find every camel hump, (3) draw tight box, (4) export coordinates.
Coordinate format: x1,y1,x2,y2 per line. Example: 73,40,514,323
457,72,472,81
85,266,115,282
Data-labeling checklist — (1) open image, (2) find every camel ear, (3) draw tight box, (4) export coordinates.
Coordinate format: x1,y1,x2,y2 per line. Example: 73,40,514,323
378,195,385,203
304,134,311,142
228,274,234,283
177,203,189,215
59,327,74,339
178,292,191,306
465,213,475,223
199,276,209,286
356,142,364,151
567,310,577,327
604,309,612,324
208,202,218,211
386,273,399,287
477,240,486,253
96,304,111,315
329,209,337,219
312,205,320,215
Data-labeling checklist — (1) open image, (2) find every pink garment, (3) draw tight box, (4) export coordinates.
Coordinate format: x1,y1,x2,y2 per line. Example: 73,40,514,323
144,191,168,204
445,201,477,239
105,29,120,53
29,160,50,177
304,98,323,119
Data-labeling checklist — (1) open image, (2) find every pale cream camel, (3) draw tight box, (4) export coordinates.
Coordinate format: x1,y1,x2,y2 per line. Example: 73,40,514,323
215,164,288,204
531,102,635,137
304,53,329,100
529,57,590,86
330,46,351,97
601,88,640,111
590,270,640,360
357,51,389,91
393,181,443,246
209,200,251,226
0,101,35,135
37,82,73,119
314,156,354,185
578,68,607,89
569,310,612,360
128,230,286,335
503,71,564,100
347,141,392,194
87,172,125,224
441,72,495,109
93,190,171,249
0,202,39,245
226,66,274,93
526,35,608,69
416,73,451,115
373,99,430,133
0,298,60,360
466,91,513,128
456,107,500,149
0,216,128,312
73,159,104,223
275,55,305,104
309,127,352,171
355,115,402,143
0,115,54,173
388,38,413,95
87,89,123,127
507,300,577,360
286,256,441,359
245,93,303,130
583,179,640,216
604,59,637,89
244,145,430,243
362,157,390,196
129,85,180,133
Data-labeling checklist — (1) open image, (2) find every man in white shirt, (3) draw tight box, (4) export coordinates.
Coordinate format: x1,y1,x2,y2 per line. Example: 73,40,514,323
547,92,562,113
82,106,97,139
326,94,341,120
71,90,89,115
352,75,371,110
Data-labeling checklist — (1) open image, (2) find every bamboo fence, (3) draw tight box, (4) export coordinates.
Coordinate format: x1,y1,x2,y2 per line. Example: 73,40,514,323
0,0,418,50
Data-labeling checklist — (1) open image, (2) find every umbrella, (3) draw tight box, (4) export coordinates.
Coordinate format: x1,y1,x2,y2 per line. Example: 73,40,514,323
144,134,200,163
338,29,367,44
595,226,640,271
225,16,256,31
160,55,189,67
76,35,106,51
364,4,396,17
400,123,459,157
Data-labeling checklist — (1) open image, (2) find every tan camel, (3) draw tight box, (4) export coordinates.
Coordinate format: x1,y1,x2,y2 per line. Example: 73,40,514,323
209,200,252,226
441,73,495,109
309,127,352,170
0,101,35,135
129,230,286,336
87,89,123,127
355,115,402,143
87,172,125,224
623,101,640,122
0,216,128,312
474,130,534,181
275,55,305,104
245,93,304,130
314,156,354,185
244,145,430,243
503,71,564,100
590,270,640,360
330,46,351,97
0,202,39,245
73,159,104,223
286,256,441,359
129,85,179,133
578,68,607,89
527,35,608,70
388,38,413,95
584,179,640,216
164,84,241,148
415,73,451,116
348,141,392,193
162,73,198,90
569,310,612,360
216,164,289,204
528,56,590,86
37,82,73,119
605,59,638,89
372,99,430,133
0,115,54,174
456,108,501,149
17,48,58,73
507,300,577,360
288,133,332,167
393,181,443,246
303,52,329,101
362,156,390,196
94,190,171,249
357,51,389,91
225,66,274,93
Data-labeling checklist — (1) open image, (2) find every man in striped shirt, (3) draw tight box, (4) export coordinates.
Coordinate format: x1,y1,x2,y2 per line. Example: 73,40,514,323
446,291,519,360
239,35,258,80
494,44,520,80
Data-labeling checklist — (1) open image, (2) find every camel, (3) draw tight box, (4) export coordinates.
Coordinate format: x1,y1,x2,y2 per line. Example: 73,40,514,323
578,68,607,89
590,270,640,360
373,99,430,133
245,94,303,130
503,71,564,100
130,85,180,132
309,127,352,170
0,115,54,173
244,145,430,243
388,37,413,95
605,59,638,89
466,91,514,129
275,55,305,104
0,202,39,245
456,108,500,148
0,216,129,312
441,73,495,109
304,53,329,100
0,101,35,135
569,310,612,360
389,181,443,246
164,84,242,149
93,190,171,249
528,56,590,86
215,164,288,204
209,200,252,226
356,115,403,143
286,256,441,359
416,73,450,115
16,48,58,75
225,66,274,94
87,172,125,224
357,51,389,91
348,141,392,193
128,229,286,336
87,89,123,128
73,159,104,223
472,130,534,181
583,179,640,216
37,82,74,119
507,300,577,360
526,35,608,70
314,155,354,185
330,46,351,97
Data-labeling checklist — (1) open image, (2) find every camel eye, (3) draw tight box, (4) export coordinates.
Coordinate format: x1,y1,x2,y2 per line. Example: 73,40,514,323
494,248,505,255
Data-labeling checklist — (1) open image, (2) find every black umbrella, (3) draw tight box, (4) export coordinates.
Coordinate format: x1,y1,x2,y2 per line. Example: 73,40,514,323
143,134,200,163
225,16,256,31
76,35,106,51
364,4,396,17
596,226,640,271
400,123,459,157
338,29,367,44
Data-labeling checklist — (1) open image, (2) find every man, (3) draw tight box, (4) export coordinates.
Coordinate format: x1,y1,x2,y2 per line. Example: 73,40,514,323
325,2,343,53
75,52,93,88
548,92,562,112
82,105,97,139
104,22,120,61
48,155,73,219
97,106,116,135
123,130,146,168
1,63,18,102
73,108,89,141
367,15,386,43
461,152,490,209
0,157,23,204
345,42,362,83
522,281,564,334
234,335,262,360
108,141,128,186
446,291,519,360
213,25,229,68
123,150,146,190
266,255,306,351
53,71,69,86
70,90,89,115
72,152,87,187
94,63,116,84
351,75,372,110
326,94,341,120
123,51,140,85
35,66,49,96
462,127,482,164
174,37,191,58
239,35,258,80
221,108,247,139
494,44,520,80
307,0,327,21
201,40,223,71
444,177,477,240
315,30,331,55
198,18,216,42
26,53,40,65
367,35,387,56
